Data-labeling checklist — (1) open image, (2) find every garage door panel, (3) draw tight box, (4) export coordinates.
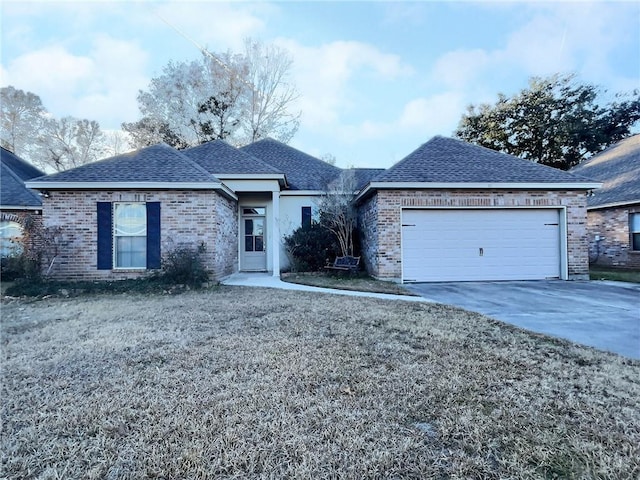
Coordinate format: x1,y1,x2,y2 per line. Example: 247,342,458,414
402,209,561,282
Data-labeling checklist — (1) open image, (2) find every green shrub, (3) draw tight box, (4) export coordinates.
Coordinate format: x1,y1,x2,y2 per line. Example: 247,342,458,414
4,243,211,298
4,277,175,297
1,254,41,282
284,223,341,272
159,243,209,288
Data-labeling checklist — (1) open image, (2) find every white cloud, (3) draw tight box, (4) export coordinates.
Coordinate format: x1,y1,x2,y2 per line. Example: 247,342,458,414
2,36,149,129
276,38,413,127
398,93,465,132
152,2,271,51
3,46,94,94
431,49,491,89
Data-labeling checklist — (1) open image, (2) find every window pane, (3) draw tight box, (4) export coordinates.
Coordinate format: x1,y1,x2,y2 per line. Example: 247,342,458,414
245,219,253,235
633,233,640,251
631,213,640,233
255,236,264,252
116,236,146,268
243,207,265,215
245,235,254,252
115,203,146,236
254,218,264,236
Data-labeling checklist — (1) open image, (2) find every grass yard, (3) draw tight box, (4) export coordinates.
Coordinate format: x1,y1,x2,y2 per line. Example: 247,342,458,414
1,287,639,479
281,272,417,296
590,267,640,283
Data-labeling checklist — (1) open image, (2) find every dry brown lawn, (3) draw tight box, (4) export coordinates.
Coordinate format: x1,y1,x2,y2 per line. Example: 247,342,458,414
281,272,417,296
1,286,639,479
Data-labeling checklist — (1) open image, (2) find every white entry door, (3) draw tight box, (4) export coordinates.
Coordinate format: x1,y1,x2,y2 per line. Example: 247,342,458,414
401,209,561,282
241,207,266,271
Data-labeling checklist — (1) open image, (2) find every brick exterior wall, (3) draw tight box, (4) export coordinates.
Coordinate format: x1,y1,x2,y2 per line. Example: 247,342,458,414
357,194,379,276
587,204,640,269
40,190,238,281
358,189,589,282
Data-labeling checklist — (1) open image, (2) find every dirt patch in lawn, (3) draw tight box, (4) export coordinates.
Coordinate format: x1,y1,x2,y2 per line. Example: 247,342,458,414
282,272,417,296
2,287,639,479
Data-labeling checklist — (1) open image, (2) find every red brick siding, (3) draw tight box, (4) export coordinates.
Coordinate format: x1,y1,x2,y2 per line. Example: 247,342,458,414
587,204,640,269
359,189,589,281
40,190,238,281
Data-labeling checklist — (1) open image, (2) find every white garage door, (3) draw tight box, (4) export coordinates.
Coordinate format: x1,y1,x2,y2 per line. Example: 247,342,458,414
402,209,562,282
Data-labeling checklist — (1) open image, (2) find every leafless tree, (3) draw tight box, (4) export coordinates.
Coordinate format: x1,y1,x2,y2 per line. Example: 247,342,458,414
317,170,358,257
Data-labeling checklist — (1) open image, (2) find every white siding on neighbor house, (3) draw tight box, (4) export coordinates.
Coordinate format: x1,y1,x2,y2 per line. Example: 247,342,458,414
401,208,563,282
279,193,322,270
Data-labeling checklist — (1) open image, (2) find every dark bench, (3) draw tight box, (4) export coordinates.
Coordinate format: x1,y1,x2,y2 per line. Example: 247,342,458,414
325,256,360,273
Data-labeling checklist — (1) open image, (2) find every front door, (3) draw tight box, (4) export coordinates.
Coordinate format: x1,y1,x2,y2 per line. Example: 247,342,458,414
241,207,266,271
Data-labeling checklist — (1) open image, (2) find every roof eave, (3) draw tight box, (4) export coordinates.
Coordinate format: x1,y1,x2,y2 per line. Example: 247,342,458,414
0,205,42,210
25,181,239,201
587,199,640,210
355,181,603,203
215,173,288,188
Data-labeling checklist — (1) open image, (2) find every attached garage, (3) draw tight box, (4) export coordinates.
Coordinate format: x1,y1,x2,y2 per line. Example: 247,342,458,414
401,208,563,282
355,137,600,283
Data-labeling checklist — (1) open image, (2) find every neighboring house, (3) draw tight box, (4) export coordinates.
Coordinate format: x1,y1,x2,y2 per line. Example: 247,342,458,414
26,136,599,283
571,135,640,269
0,147,44,257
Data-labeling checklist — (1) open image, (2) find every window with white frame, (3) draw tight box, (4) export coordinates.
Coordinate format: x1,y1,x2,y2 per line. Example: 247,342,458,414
114,203,147,268
0,220,23,257
631,213,640,251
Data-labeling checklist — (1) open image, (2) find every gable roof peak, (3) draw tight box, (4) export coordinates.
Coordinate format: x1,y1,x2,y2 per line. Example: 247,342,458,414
241,138,342,190
183,139,283,176
28,142,221,185
374,135,596,185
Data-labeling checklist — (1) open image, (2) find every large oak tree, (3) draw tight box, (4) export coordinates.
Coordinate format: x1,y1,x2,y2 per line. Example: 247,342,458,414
455,73,640,170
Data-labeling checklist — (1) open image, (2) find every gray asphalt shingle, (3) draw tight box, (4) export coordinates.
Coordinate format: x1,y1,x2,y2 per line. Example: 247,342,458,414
29,144,219,184
241,138,342,190
1,148,44,207
183,140,283,175
375,136,593,184
571,135,640,207
347,168,386,190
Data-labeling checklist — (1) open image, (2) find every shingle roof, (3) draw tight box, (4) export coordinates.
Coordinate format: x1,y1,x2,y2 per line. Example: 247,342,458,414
241,138,342,190
1,148,44,207
347,168,386,190
571,135,640,207
375,136,593,184
183,140,283,175
29,144,219,184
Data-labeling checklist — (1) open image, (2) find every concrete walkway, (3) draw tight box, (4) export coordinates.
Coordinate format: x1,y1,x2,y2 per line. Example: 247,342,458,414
221,272,426,302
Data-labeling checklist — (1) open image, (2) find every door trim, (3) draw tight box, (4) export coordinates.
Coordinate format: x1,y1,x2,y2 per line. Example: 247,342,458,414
240,207,267,271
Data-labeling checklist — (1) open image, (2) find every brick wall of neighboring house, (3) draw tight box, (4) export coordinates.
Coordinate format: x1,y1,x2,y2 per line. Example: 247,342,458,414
358,189,589,281
587,204,640,269
40,190,238,281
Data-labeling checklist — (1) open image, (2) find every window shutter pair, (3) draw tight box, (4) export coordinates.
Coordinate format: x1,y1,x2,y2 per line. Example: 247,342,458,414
97,202,161,270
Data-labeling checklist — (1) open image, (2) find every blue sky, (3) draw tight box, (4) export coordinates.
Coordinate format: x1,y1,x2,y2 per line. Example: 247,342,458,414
1,1,639,168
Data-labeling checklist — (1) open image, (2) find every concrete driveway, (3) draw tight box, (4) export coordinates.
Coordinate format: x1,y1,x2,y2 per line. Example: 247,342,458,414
406,280,640,359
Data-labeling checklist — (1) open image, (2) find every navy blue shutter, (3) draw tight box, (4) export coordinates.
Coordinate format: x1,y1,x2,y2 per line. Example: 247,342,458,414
302,206,312,227
146,202,161,269
97,202,113,270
